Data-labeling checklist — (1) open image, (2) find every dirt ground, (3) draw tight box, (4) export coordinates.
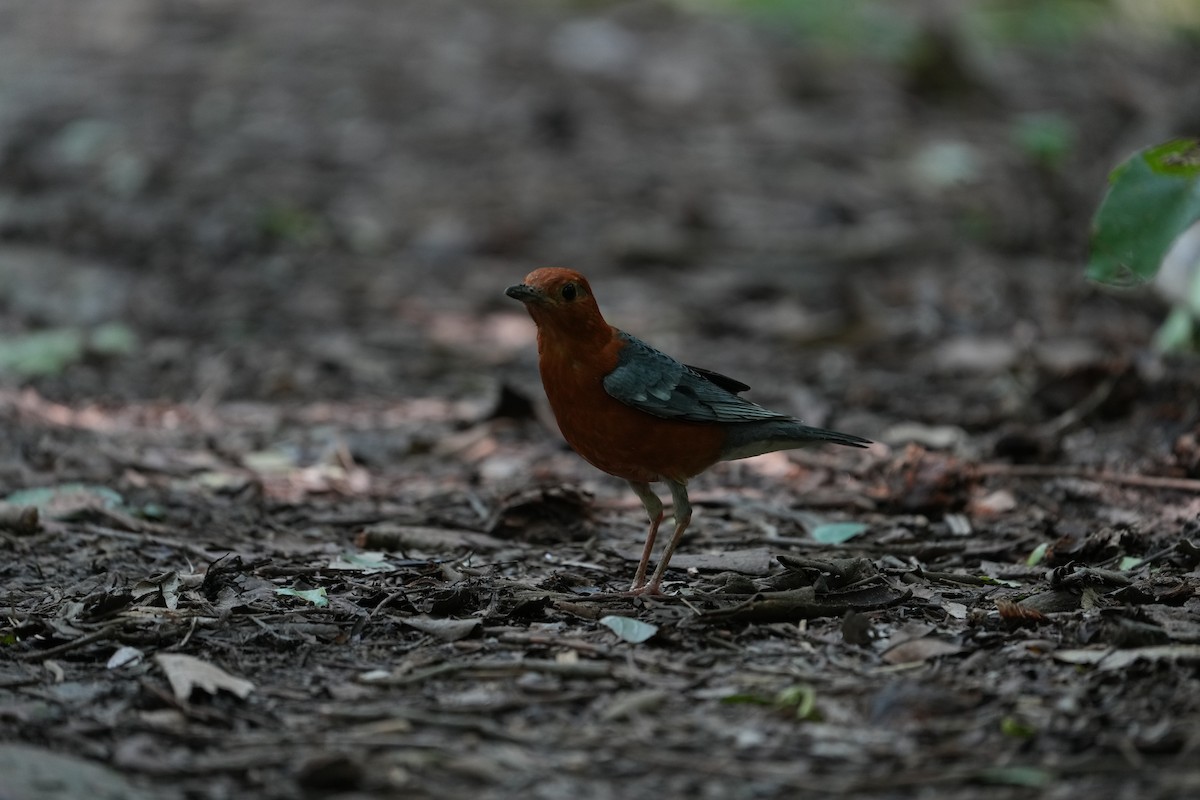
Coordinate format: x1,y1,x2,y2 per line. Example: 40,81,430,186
3,1,1200,798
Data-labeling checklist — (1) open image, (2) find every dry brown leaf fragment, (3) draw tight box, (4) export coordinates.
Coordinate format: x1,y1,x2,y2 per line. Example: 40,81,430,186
996,598,1048,625
154,653,254,701
881,637,963,665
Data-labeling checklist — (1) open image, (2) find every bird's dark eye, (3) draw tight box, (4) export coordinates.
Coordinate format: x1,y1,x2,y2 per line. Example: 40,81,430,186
560,283,577,301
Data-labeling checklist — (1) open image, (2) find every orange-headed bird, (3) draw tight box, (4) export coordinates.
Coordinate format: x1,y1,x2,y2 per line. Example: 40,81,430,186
507,267,869,594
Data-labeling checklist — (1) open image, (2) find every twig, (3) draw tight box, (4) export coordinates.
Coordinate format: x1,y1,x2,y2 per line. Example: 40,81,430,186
15,620,125,661
78,523,227,561
976,463,1200,493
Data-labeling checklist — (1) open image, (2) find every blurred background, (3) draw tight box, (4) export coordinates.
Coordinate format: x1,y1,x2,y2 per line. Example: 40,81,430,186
1,0,1198,445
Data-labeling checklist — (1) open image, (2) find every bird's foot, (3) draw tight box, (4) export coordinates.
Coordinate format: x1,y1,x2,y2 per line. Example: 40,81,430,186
625,580,665,597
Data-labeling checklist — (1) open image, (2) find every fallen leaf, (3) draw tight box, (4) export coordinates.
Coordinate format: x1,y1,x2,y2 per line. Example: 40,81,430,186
976,766,1054,787
996,598,1047,625
131,571,181,610
881,637,963,664
3,484,123,520
276,586,329,607
1052,644,1200,671
811,522,869,544
354,524,505,552
668,547,773,575
106,646,144,669
400,615,481,642
327,551,394,573
599,615,658,644
154,653,254,701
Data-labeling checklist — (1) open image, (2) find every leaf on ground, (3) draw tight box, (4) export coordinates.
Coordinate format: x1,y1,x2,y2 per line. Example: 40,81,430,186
1026,542,1049,567
355,524,505,553
154,653,255,701
810,522,869,544
976,766,1054,787
996,598,1047,625
599,615,658,644
668,547,773,575
0,743,156,800
0,329,84,376
131,571,182,610
276,586,329,607
400,615,481,642
106,646,145,670
1052,644,1200,671
882,637,963,664
327,550,394,573
4,484,123,520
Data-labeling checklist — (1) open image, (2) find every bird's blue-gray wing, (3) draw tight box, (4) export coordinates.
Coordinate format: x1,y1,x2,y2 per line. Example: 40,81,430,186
602,332,784,423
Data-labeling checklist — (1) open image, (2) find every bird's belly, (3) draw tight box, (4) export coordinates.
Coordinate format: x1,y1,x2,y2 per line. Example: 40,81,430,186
548,390,725,483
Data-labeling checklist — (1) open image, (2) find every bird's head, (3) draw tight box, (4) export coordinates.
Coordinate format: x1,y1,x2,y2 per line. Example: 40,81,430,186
506,267,609,343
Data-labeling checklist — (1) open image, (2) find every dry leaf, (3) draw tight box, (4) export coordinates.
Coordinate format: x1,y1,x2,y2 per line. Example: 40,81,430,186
882,637,963,664
400,615,481,642
154,653,255,701
996,598,1048,625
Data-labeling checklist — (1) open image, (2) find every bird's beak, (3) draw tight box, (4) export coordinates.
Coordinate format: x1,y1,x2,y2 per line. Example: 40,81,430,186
505,283,542,304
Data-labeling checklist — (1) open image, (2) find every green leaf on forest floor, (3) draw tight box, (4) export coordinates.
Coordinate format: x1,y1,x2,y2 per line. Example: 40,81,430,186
976,766,1053,787
276,586,328,607
1119,556,1144,571
0,329,83,376
0,324,138,377
1012,112,1074,169
977,575,1022,588
3,484,123,520
1026,542,1049,567
1001,716,1038,738
599,615,658,644
721,685,822,721
811,522,869,544
1088,139,1200,287
775,684,821,721
327,551,394,573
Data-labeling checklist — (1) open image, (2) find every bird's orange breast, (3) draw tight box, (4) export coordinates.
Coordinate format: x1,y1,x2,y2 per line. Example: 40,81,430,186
537,334,725,484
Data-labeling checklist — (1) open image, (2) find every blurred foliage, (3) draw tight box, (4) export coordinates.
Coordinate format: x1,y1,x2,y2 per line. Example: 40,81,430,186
0,322,138,378
683,0,1200,57
256,202,328,248
1088,139,1200,350
1011,112,1076,171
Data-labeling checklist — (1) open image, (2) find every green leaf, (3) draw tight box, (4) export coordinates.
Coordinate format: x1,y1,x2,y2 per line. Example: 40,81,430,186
90,322,138,356
1012,113,1074,169
720,693,774,707
776,685,821,721
1001,716,1037,738
327,551,394,573
599,615,658,644
4,484,123,520
1088,139,1200,286
276,587,328,607
976,766,1054,788
1119,556,1144,571
811,522,869,544
1026,542,1049,567
0,329,84,377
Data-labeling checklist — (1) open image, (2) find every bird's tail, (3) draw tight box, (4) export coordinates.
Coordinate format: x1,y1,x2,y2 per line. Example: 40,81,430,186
720,419,871,462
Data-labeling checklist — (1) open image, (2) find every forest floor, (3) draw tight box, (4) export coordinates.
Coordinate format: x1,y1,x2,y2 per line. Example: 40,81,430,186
2,2,1200,798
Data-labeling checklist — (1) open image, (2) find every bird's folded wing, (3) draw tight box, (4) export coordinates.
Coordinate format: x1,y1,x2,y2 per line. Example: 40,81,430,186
603,333,785,423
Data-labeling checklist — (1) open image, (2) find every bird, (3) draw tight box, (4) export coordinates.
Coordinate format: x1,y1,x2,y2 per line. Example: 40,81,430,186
507,267,870,595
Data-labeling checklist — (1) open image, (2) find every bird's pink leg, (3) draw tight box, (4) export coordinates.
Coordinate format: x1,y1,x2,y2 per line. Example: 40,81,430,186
642,481,692,595
627,481,663,592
